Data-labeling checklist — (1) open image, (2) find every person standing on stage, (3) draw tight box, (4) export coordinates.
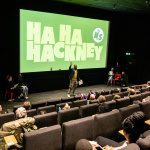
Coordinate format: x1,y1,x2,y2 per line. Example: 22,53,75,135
107,67,114,86
67,62,80,97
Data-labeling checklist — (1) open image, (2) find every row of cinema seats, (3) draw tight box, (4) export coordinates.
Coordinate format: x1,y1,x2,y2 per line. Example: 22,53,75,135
1,101,150,149
3,91,149,128
23,103,150,150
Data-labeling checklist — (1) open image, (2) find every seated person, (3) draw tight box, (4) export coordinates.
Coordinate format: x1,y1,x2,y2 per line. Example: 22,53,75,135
147,81,150,87
127,88,136,96
75,111,145,150
97,95,106,113
0,107,37,146
0,105,2,114
113,94,121,101
62,103,70,110
120,72,128,87
113,88,121,94
23,101,31,110
113,72,121,85
89,94,96,101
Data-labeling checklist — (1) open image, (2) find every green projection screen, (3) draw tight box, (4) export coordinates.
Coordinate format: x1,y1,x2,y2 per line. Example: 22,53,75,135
20,9,109,73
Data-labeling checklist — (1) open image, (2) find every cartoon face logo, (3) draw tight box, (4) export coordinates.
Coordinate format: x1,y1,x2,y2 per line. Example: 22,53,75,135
93,28,104,43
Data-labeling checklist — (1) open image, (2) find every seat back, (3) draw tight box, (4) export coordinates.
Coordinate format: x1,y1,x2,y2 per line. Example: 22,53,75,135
139,101,150,119
104,100,116,112
0,112,15,127
47,98,61,106
37,105,56,115
93,109,122,139
116,97,131,109
141,91,150,99
56,102,73,110
31,101,47,109
34,112,58,128
119,104,140,121
72,99,87,107
62,116,94,150
141,87,149,93
80,103,99,117
122,91,129,97
130,94,142,103
105,94,113,101
23,125,62,150
58,107,80,125
61,97,74,103
136,135,150,150
26,109,37,117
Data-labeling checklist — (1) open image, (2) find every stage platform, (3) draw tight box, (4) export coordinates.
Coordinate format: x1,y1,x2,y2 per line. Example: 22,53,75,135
1,84,120,112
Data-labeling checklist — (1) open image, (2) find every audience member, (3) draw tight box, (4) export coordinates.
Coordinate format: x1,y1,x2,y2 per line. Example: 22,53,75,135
147,81,150,87
97,95,106,113
62,103,70,110
113,94,121,100
113,88,121,94
75,111,145,150
0,105,2,114
0,107,37,146
127,88,136,96
23,101,31,110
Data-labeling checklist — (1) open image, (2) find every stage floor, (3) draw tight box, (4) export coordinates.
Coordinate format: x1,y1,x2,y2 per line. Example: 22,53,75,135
1,84,120,112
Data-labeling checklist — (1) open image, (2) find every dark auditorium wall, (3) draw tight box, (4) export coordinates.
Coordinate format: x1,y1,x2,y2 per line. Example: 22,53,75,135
1,0,150,93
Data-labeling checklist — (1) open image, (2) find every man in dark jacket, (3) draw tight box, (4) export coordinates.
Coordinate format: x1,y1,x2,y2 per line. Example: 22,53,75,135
67,62,80,97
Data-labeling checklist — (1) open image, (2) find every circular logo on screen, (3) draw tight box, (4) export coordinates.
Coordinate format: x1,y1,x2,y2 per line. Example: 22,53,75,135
93,28,104,43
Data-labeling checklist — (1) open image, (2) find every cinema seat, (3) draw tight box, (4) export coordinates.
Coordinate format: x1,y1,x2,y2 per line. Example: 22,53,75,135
80,103,99,117
23,125,62,150
0,112,15,127
26,109,37,117
37,105,56,115
47,98,61,106
119,104,140,121
62,116,94,150
139,101,150,119
116,97,131,109
58,107,80,125
34,112,58,128
72,99,87,107
31,101,47,109
93,109,122,140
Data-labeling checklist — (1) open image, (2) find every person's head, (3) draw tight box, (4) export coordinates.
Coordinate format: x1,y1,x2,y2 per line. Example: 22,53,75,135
89,94,96,100
98,95,106,104
75,139,93,150
122,71,125,75
128,88,136,96
74,64,77,70
0,105,2,113
7,75,13,82
122,111,145,143
15,107,27,119
113,88,121,94
113,94,121,100
111,68,114,71
23,101,31,110
62,103,70,110
147,81,150,87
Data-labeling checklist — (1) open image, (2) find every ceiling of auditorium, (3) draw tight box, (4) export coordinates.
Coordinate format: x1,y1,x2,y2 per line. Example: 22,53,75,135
56,0,150,14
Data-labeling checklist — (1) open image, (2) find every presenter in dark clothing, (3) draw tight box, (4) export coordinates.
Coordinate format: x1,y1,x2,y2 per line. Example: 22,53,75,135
67,62,80,97
120,71,128,87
